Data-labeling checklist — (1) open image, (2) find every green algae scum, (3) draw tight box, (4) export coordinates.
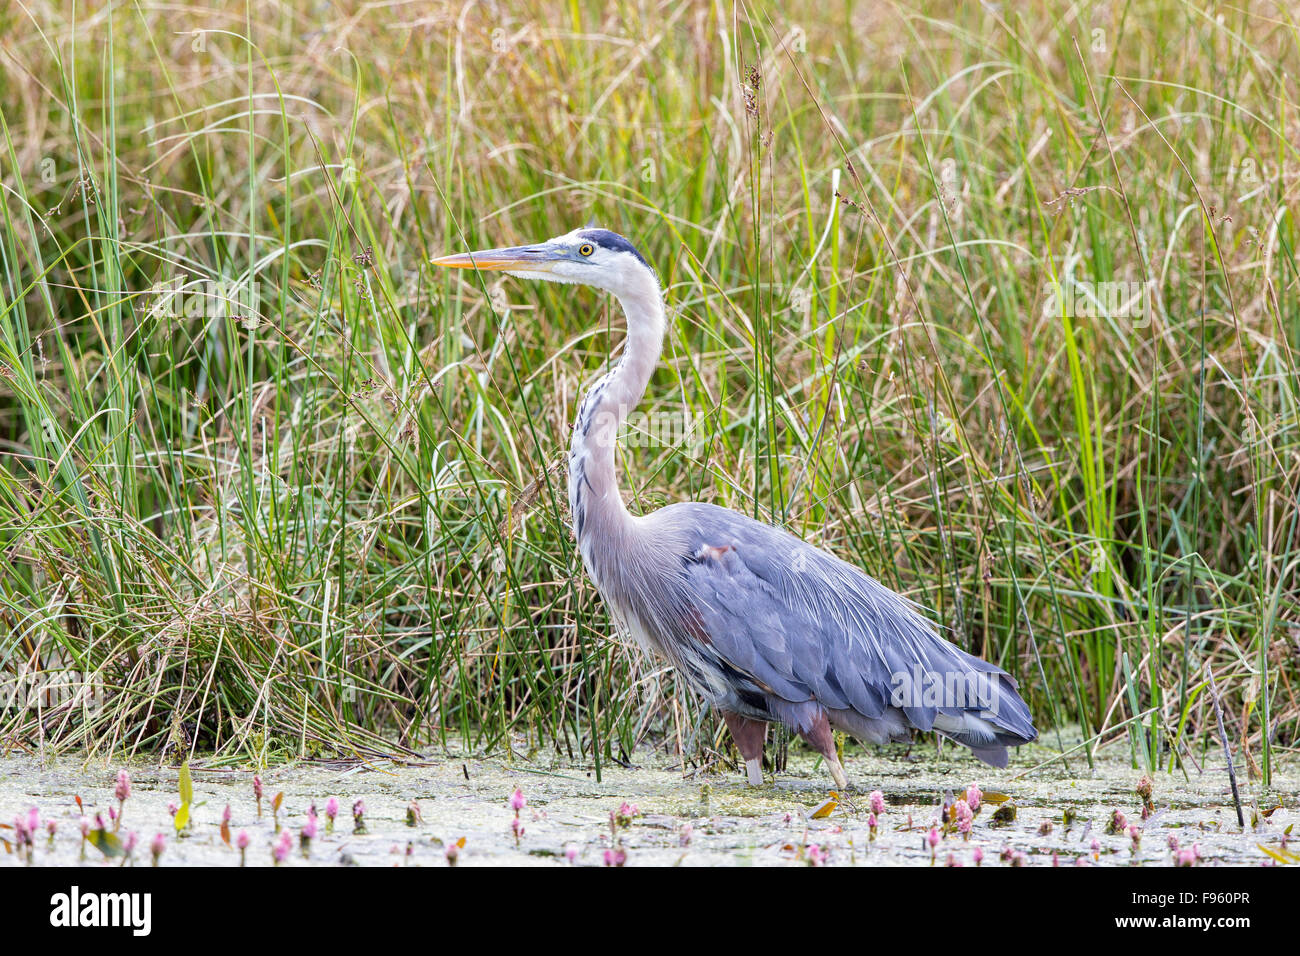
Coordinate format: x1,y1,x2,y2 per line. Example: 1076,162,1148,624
3,735,1296,867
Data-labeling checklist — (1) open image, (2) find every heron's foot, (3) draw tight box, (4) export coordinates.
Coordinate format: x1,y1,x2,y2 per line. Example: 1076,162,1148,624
744,758,764,787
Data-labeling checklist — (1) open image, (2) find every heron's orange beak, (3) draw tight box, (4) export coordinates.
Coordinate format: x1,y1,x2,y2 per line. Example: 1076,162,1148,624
431,243,559,272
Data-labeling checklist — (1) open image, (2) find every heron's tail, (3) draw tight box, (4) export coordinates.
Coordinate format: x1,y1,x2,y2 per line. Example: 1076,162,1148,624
928,671,1037,767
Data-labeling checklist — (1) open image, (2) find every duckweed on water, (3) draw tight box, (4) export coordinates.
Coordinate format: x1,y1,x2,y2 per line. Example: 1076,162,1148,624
1,739,1296,866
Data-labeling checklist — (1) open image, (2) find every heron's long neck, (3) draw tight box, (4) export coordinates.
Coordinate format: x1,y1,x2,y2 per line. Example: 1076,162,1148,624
568,270,665,553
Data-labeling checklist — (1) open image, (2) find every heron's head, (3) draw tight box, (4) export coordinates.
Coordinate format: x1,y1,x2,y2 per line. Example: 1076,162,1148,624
432,227,658,299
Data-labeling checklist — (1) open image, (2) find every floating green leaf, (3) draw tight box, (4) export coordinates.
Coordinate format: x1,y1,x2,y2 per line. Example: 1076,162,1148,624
87,828,125,858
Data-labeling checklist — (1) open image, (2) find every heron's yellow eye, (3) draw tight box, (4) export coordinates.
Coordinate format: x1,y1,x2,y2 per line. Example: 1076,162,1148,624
578,243,594,257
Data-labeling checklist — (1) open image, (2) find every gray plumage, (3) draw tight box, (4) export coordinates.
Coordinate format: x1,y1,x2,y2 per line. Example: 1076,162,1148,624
434,226,1037,787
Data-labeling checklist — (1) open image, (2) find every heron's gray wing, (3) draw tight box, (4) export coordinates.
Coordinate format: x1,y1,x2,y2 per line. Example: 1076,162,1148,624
671,502,1036,748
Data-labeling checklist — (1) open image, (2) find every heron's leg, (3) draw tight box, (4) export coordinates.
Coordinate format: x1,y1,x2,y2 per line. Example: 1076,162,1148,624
799,713,849,790
721,710,767,786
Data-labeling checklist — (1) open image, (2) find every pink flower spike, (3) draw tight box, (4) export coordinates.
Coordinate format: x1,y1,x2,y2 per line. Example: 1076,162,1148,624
965,784,982,812
150,833,166,865
927,826,940,849
509,788,526,813
953,798,973,836
973,846,984,866
115,770,131,804
27,807,39,834
235,830,250,850
273,828,293,864
869,790,886,815
222,804,232,825
326,797,339,820
565,845,579,863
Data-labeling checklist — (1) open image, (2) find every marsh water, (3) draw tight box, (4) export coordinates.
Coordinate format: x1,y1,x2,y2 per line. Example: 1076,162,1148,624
2,734,1295,866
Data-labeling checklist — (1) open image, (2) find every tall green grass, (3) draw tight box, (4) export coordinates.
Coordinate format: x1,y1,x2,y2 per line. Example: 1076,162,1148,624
0,1,1295,781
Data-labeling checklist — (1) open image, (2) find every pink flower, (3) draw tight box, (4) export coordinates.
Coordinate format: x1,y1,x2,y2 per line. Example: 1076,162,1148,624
26,807,39,835
445,842,460,865
565,845,579,863
509,788,526,813
1128,824,1142,848
303,814,319,841
603,848,627,867
235,830,250,850
807,844,827,867
150,833,166,865
927,826,940,849
869,790,886,815
123,831,138,859
167,801,178,818
1176,848,1197,867
273,828,293,864
511,816,525,845
221,804,231,826
115,770,131,804
945,853,962,867
952,798,973,836
1167,833,1180,851
973,846,984,866
326,797,339,820
78,816,90,837
965,784,982,812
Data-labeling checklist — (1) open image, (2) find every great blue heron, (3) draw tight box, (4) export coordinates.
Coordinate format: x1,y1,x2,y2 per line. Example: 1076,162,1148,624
433,227,1037,788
